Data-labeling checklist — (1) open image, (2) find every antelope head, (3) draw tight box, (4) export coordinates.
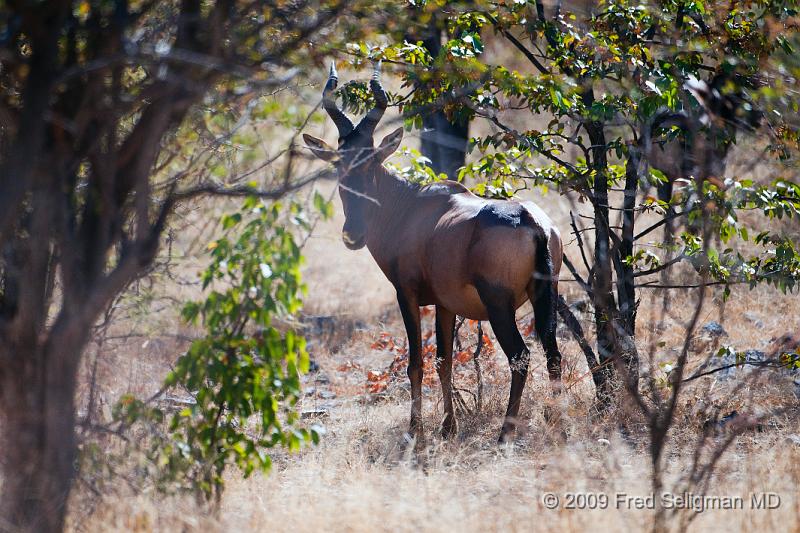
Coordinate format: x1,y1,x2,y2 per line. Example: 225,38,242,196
304,62,403,250
685,73,763,179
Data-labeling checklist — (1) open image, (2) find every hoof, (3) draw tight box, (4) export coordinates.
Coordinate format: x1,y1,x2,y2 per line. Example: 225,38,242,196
402,428,427,450
498,420,518,444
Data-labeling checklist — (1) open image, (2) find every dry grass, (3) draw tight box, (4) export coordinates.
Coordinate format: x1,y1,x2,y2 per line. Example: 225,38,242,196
77,374,800,532
67,184,800,533
64,58,800,528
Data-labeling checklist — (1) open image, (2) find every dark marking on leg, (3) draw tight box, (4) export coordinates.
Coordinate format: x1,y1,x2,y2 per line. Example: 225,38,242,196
396,289,422,436
474,277,529,443
529,234,563,393
435,306,457,438
529,281,562,387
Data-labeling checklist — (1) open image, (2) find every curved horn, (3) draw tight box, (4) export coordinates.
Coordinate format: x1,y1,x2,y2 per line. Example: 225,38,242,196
356,61,388,136
323,61,354,137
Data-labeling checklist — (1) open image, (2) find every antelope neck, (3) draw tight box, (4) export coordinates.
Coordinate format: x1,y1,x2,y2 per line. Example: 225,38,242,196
365,166,421,232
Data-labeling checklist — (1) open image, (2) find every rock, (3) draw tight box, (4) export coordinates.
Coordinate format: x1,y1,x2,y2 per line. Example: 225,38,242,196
301,314,366,351
305,386,336,399
301,400,338,419
701,321,728,338
159,395,197,410
301,408,330,419
690,322,728,353
714,349,766,380
743,350,766,363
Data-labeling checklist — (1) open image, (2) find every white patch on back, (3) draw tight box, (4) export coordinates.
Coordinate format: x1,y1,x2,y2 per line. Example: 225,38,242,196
418,181,469,197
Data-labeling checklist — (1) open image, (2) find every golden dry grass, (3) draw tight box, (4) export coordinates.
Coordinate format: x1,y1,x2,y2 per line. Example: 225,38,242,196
67,180,800,533
66,52,800,529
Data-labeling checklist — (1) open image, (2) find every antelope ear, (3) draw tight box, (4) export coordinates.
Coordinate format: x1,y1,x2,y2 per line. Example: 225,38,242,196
303,134,338,161
685,76,712,108
376,127,404,162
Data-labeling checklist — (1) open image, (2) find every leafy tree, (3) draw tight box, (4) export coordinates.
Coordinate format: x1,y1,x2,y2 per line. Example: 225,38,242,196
2,1,799,530
0,1,387,530
114,196,325,502
345,0,800,398
405,7,472,179
335,8,800,526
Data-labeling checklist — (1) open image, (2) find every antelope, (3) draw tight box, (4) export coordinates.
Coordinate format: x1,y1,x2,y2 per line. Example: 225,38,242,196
303,63,564,442
645,73,762,205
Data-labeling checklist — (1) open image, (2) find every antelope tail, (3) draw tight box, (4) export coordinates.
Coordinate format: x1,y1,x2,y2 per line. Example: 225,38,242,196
533,233,556,340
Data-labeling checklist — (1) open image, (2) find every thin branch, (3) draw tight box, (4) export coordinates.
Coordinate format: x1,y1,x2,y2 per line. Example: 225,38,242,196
485,13,550,75
636,280,730,290
633,254,686,278
556,295,602,391
681,358,786,383
483,114,581,174
473,322,484,411
634,209,685,241
170,168,332,203
562,253,593,297
569,211,593,277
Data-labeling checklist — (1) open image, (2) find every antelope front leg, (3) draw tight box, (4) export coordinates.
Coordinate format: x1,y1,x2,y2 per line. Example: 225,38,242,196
396,290,422,436
435,306,456,438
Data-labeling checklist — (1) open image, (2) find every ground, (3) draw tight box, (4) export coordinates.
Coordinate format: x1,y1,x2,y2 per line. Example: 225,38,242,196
67,176,800,533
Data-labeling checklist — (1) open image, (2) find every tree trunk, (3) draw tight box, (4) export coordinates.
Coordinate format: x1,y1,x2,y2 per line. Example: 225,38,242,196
410,15,470,180
581,87,641,399
618,148,639,335
584,116,618,401
616,147,641,390
1,319,86,532
421,110,469,179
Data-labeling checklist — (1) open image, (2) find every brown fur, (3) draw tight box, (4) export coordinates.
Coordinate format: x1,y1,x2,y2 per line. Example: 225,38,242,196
363,172,562,321
304,65,564,441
